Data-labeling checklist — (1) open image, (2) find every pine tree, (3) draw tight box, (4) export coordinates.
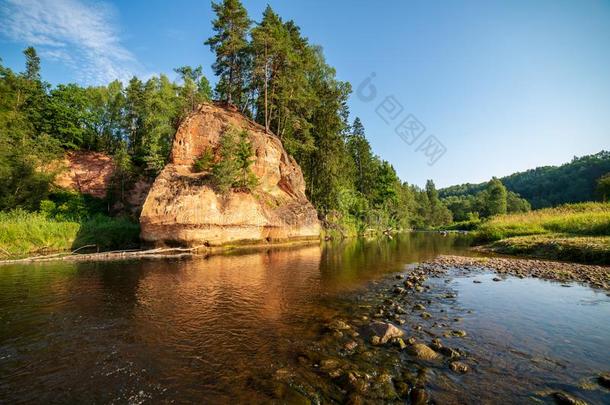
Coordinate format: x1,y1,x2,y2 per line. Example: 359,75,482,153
346,117,376,198
124,77,145,159
205,0,251,106
23,47,40,81
250,5,284,132
174,65,212,114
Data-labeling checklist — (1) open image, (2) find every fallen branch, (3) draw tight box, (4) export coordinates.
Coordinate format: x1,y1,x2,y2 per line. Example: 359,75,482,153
71,244,97,254
0,244,210,265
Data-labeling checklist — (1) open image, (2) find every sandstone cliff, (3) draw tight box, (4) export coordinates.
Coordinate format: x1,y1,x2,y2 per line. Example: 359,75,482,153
139,103,320,247
55,151,115,199
53,151,151,215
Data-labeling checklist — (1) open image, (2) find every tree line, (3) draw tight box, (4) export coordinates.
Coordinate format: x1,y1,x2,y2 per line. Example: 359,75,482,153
440,151,610,209
0,0,541,233
0,46,212,211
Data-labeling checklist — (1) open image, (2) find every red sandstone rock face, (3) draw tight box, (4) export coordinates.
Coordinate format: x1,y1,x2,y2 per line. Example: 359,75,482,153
54,151,115,199
139,103,320,247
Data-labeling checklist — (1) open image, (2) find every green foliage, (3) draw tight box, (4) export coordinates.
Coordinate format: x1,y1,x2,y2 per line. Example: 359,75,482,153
597,173,610,202
440,151,610,208
71,215,140,252
484,177,507,216
23,46,40,81
140,75,181,174
475,202,610,242
42,84,96,149
39,190,107,221
0,210,80,257
487,234,610,265
192,149,214,173
211,127,257,193
205,0,251,105
110,140,134,203
442,177,529,222
0,57,63,212
0,209,139,258
174,65,212,115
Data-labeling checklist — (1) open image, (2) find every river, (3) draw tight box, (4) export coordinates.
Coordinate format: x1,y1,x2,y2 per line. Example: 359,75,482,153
0,233,608,404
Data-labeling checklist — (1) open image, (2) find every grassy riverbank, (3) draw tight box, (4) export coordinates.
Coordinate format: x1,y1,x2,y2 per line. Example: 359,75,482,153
473,203,610,264
0,210,140,259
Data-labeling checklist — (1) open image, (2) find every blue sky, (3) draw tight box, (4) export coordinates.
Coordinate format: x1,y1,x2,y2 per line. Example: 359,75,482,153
1,0,609,188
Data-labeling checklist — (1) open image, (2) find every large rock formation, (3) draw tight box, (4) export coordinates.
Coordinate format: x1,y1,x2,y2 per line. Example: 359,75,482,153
140,103,320,247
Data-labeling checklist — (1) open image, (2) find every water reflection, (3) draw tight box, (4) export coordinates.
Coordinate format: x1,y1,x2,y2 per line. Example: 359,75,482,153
6,232,604,404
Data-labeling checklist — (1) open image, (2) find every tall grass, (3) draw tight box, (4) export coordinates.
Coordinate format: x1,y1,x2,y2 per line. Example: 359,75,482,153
0,210,140,259
476,202,610,241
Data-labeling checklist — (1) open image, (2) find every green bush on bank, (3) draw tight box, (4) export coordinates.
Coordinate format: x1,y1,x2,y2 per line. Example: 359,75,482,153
0,209,140,259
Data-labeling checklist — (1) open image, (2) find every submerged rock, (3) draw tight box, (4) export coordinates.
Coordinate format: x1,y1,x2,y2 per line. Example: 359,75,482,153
409,387,430,405
598,373,610,389
451,329,467,338
407,343,439,361
369,321,404,344
551,391,588,405
328,320,351,331
449,361,469,373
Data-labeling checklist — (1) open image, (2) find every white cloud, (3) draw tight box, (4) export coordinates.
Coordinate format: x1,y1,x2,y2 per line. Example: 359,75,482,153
0,0,141,84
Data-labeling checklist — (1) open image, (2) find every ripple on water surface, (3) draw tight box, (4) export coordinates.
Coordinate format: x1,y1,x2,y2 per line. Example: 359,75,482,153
0,233,608,403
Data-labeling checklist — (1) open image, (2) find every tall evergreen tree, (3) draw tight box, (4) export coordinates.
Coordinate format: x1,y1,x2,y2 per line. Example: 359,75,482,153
174,65,212,114
23,47,40,81
250,5,284,132
124,77,145,158
205,0,251,107
346,117,376,198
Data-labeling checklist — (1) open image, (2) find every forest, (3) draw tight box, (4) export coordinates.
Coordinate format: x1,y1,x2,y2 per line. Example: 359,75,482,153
1,0,606,245
440,151,610,209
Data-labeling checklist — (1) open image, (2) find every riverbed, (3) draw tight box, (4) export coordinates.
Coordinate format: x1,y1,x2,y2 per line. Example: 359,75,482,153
0,233,608,404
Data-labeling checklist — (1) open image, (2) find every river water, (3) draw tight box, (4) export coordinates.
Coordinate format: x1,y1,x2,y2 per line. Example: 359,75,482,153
0,233,608,404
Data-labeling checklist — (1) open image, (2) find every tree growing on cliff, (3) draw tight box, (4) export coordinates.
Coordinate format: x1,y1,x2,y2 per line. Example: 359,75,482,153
205,0,251,107
174,65,212,114
211,126,257,193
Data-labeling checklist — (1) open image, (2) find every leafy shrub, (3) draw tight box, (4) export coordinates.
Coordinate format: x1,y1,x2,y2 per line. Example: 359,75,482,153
211,126,258,193
192,149,214,173
72,215,140,251
39,190,107,221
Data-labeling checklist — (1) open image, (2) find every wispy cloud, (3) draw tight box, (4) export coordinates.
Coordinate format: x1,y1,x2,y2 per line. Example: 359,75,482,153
0,0,140,84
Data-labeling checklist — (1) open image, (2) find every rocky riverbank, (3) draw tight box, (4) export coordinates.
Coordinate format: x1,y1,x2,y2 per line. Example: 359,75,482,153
424,254,610,291
264,254,610,404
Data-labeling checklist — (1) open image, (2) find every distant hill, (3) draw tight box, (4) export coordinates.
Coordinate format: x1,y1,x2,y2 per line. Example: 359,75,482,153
440,151,610,209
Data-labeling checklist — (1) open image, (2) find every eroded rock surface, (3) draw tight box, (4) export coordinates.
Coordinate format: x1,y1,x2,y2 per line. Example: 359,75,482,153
140,103,320,247
54,151,115,198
